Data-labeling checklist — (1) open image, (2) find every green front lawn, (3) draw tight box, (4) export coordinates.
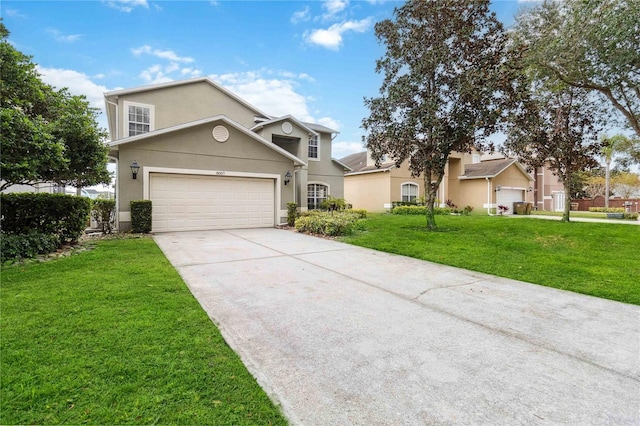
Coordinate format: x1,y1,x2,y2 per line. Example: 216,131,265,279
342,214,640,305
1,238,286,425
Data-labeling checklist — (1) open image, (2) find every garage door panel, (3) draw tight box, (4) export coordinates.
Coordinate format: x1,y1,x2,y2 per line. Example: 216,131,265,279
150,173,275,232
497,189,524,215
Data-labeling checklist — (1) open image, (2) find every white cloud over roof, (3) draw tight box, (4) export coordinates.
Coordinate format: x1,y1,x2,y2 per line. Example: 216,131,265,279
103,0,148,12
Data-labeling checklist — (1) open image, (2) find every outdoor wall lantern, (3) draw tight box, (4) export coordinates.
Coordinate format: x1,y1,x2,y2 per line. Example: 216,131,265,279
130,160,140,180
528,186,533,192
495,185,502,192
284,170,292,185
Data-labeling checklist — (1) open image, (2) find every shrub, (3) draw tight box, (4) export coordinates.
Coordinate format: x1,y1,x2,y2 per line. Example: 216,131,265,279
1,231,61,263
623,212,638,220
1,193,91,243
320,196,347,212
287,202,298,227
131,200,152,233
391,205,453,215
349,209,368,219
463,205,474,216
588,207,625,213
391,201,418,208
91,199,116,234
294,211,364,236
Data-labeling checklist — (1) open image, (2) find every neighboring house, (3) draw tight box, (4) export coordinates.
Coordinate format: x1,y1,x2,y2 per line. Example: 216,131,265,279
104,77,349,232
532,163,565,212
343,150,533,215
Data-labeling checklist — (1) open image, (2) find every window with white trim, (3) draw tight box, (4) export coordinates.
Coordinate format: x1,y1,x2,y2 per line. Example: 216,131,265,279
401,183,419,203
308,134,319,159
308,183,328,210
125,101,154,137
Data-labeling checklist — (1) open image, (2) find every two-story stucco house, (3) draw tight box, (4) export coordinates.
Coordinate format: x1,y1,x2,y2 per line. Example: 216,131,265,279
342,149,533,214
104,77,350,232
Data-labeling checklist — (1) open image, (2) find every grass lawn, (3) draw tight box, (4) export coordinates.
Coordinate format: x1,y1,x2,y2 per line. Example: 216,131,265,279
342,214,640,305
1,237,286,425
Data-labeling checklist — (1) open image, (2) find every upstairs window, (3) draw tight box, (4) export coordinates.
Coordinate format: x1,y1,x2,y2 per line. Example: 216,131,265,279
124,101,154,137
308,134,319,159
401,183,419,203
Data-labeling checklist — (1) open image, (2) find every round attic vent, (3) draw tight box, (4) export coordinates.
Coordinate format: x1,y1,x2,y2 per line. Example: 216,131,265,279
212,125,229,142
282,121,293,134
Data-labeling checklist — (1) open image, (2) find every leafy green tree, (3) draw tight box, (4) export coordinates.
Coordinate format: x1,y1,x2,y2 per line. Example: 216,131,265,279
362,0,509,230
611,172,640,199
0,22,110,191
504,80,601,221
514,0,640,136
600,134,637,207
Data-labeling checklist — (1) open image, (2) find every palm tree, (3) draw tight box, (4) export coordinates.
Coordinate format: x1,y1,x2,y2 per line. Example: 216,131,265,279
600,135,632,209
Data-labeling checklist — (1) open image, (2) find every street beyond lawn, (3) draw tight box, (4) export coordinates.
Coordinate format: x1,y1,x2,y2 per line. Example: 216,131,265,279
342,214,640,305
0,238,286,425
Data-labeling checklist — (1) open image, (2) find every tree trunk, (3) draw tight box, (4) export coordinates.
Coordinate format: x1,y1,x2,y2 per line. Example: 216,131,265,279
424,173,438,231
604,160,610,209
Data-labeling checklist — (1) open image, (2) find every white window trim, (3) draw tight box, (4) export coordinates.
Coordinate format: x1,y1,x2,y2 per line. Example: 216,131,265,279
401,182,419,202
307,181,330,209
308,134,320,162
123,101,155,137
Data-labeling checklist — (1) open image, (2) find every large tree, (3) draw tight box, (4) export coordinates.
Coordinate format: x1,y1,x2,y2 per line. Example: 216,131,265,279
362,0,509,230
504,82,601,221
514,0,640,137
0,22,109,191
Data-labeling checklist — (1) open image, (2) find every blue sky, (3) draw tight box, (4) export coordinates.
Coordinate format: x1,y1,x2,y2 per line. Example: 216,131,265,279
4,0,535,159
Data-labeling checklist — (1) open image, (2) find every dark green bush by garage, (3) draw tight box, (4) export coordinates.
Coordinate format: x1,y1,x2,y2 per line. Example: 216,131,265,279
131,200,152,233
1,193,91,243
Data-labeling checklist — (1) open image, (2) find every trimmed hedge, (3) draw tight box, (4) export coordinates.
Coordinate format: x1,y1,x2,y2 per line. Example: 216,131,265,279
391,205,453,215
1,231,61,263
131,200,152,233
287,202,298,227
1,193,91,243
295,211,365,236
588,207,625,212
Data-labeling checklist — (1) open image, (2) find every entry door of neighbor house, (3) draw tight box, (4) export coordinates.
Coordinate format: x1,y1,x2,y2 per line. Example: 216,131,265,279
553,191,565,212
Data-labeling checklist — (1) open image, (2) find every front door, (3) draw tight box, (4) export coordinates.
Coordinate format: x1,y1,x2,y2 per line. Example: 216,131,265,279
553,191,565,212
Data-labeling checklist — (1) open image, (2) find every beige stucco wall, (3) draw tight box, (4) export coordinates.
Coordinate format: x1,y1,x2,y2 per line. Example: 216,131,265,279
113,81,260,138
257,121,308,160
457,165,533,212
116,121,295,230
344,172,391,212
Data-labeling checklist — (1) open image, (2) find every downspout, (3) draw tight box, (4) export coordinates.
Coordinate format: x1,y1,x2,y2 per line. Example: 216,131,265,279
486,177,494,216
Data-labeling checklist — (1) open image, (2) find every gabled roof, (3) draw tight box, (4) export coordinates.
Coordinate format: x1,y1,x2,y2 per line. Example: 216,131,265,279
332,158,353,172
459,158,533,180
303,122,339,134
340,152,367,172
104,77,272,120
108,115,306,166
250,115,318,135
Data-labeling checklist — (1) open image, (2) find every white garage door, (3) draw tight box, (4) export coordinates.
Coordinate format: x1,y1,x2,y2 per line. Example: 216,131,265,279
496,189,524,215
150,173,275,232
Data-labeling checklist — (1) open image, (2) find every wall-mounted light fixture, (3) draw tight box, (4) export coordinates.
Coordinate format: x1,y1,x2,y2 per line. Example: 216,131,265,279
527,186,533,192
284,170,292,185
131,160,140,180
495,185,502,192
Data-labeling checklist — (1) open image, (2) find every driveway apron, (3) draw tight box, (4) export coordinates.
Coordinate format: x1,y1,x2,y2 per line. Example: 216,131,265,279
153,228,639,425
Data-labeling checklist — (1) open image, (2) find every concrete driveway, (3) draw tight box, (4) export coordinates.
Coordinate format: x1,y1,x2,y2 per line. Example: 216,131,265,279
154,228,639,425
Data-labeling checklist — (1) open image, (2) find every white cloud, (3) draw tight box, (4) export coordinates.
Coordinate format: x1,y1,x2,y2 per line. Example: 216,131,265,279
5,9,26,18
131,45,194,63
103,0,149,12
36,66,108,110
332,141,365,159
305,18,372,50
317,116,340,131
322,0,349,20
46,28,83,42
291,6,310,24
